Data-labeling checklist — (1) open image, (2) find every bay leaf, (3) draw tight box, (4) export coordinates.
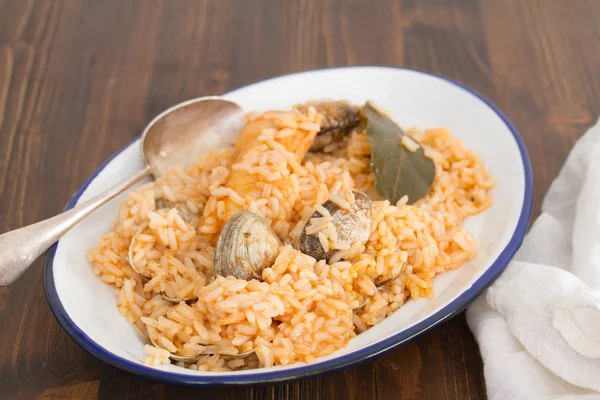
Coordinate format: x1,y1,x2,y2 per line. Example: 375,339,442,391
364,101,435,205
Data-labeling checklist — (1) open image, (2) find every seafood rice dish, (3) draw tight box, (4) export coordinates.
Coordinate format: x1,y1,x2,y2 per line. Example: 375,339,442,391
88,100,496,371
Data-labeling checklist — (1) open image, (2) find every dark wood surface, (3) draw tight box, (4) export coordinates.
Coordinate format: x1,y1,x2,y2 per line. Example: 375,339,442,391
1,0,599,399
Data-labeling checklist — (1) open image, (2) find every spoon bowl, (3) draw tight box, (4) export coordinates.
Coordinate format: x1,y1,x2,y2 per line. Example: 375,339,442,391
142,97,246,178
0,96,245,287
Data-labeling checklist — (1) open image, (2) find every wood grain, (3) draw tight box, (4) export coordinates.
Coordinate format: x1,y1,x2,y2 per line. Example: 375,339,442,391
1,0,599,399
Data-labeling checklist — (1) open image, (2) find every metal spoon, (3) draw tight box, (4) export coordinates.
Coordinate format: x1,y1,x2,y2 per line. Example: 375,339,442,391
0,97,245,286
149,336,254,363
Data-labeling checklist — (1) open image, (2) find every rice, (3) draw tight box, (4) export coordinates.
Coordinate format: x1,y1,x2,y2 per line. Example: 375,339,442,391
401,135,420,152
88,106,496,372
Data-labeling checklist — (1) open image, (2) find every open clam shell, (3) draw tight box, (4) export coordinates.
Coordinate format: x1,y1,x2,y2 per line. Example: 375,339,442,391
128,231,199,303
128,226,153,280
373,272,402,288
296,100,363,151
128,235,199,303
128,195,202,303
160,293,199,304
155,198,197,223
353,273,402,311
298,191,372,262
148,336,254,363
214,211,282,280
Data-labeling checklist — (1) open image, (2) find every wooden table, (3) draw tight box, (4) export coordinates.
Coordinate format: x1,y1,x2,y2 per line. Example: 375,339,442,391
1,0,598,398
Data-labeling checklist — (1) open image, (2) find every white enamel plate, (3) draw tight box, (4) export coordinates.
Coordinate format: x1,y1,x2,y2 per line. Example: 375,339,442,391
44,67,533,386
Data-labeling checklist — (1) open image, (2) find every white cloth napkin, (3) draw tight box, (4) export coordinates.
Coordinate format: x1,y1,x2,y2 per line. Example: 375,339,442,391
466,119,600,399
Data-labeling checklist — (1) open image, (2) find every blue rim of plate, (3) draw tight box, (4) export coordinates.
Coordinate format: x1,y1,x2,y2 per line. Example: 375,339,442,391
44,66,534,387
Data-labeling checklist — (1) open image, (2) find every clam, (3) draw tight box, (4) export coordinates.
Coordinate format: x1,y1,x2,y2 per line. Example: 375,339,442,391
353,274,402,312
155,198,197,223
373,272,402,288
128,196,198,280
128,226,153,281
298,191,371,262
160,293,199,304
128,196,201,303
148,336,254,363
296,100,363,151
214,211,282,280
128,232,199,303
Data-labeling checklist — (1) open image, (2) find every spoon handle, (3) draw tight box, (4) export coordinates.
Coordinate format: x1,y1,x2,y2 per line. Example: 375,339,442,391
0,165,152,286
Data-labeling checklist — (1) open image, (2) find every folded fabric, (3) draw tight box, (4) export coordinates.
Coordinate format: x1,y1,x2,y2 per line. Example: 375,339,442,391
466,119,600,399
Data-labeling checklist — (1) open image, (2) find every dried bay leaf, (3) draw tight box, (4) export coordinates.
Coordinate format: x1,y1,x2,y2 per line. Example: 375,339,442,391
364,101,435,205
